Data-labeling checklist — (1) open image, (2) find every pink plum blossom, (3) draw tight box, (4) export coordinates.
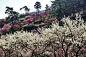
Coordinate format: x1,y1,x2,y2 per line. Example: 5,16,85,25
0,25,11,32
44,20,49,23
41,13,45,16
50,18,56,21
3,24,11,28
27,18,33,22
1,27,6,31
14,24,20,28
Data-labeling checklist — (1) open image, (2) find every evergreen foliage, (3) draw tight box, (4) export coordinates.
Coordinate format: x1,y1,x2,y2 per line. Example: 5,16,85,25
5,6,19,25
50,0,69,18
34,1,41,14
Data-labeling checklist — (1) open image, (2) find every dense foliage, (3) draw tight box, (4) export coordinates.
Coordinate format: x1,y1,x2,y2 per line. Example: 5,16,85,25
34,1,41,14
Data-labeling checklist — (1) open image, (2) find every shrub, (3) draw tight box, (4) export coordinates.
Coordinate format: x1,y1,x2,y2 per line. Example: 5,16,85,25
13,24,20,28
44,20,49,23
27,18,33,22
50,18,56,21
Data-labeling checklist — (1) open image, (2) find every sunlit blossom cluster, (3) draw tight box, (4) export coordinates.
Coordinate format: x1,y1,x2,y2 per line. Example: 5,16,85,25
44,20,49,23
0,30,50,51
13,24,20,28
50,18,55,21
0,24,11,32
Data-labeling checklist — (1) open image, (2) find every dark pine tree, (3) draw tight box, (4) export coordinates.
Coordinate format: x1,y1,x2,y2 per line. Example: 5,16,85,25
34,1,41,14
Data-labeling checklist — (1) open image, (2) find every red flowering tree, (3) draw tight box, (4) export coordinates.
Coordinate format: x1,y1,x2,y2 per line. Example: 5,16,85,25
26,18,33,23
50,18,56,21
44,20,49,23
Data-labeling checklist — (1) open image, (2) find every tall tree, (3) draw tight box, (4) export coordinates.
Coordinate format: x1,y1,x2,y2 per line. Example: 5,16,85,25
20,8,23,14
50,0,66,18
5,6,19,25
20,6,30,14
45,4,49,8
23,6,30,13
34,1,41,14
45,4,50,11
